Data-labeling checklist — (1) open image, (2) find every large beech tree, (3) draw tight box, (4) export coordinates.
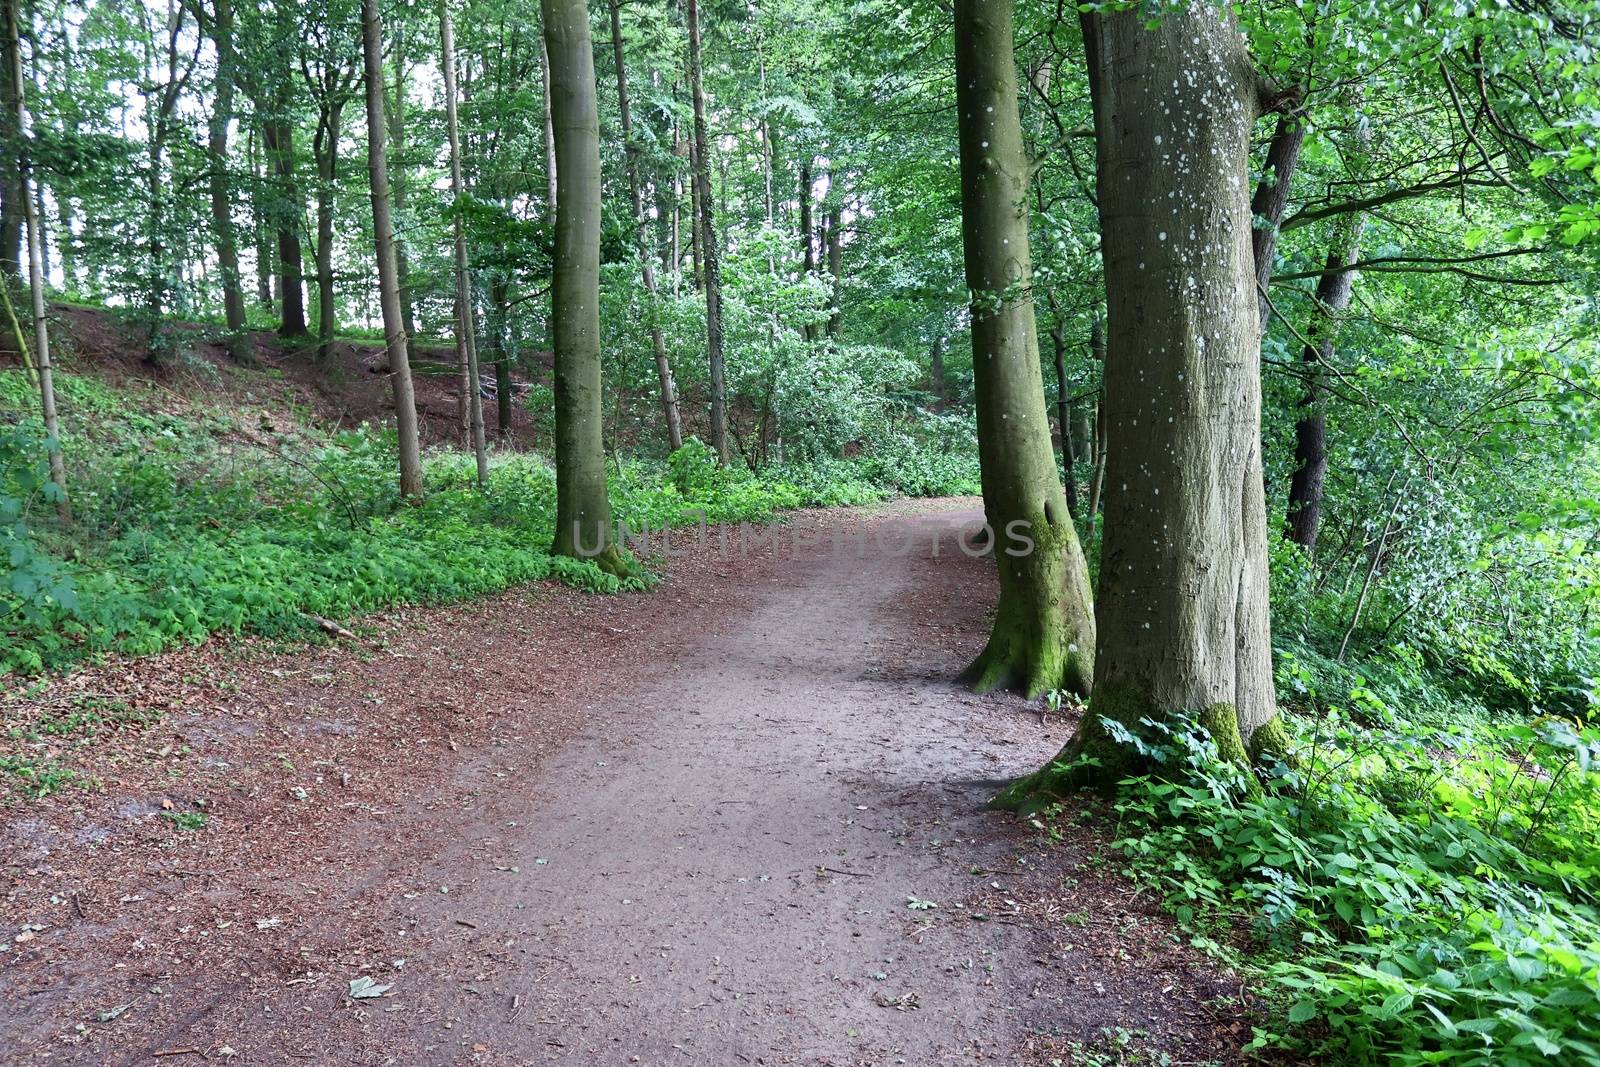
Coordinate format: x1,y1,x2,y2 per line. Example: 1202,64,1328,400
544,0,628,574
1001,1,1288,802
953,0,1095,699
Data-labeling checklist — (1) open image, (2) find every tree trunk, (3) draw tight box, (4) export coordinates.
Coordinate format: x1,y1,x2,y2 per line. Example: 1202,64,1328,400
1047,296,1078,518
263,115,308,337
57,194,77,290
489,272,513,439
360,0,422,499
1251,112,1305,328
440,0,488,482
825,202,842,338
609,0,683,452
686,0,727,464
687,137,702,291
387,30,417,341
929,334,945,410
11,12,65,520
0,0,22,282
544,0,627,573
1285,228,1362,553
1001,3,1284,805
541,34,558,216
249,128,273,310
203,0,249,362
953,0,1095,700
313,99,344,364
799,155,817,341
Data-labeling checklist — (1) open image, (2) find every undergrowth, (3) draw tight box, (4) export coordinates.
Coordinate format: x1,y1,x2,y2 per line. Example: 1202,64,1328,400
0,368,978,676
1058,675,1600,1065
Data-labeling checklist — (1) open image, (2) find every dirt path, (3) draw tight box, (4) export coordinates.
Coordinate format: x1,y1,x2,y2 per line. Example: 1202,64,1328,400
2,502,1247,1065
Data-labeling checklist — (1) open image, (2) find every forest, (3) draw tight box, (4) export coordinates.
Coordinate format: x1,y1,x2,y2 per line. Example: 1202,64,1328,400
2,0,1599,1062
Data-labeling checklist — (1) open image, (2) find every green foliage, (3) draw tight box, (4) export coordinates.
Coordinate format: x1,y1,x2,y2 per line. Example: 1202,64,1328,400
0,373,962,677
1092,693,1600,1064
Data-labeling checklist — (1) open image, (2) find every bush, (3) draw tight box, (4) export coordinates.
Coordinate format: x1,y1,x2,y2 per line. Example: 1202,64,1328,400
1086,697,1600,1064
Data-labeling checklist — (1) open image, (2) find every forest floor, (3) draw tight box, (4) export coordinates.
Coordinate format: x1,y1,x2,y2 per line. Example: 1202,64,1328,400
1,500,1254,1066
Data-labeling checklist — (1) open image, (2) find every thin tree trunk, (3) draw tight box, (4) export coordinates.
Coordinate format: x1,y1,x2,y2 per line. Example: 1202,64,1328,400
687,137,702,291
204,0,248,361
1004,3,1285,804
929,334,945,411
544,0,626,572
1046,293,1077,518
541,35,558,215
387,30,417,340
1251,112,1305,328
0,0,22,282
490,272,513,439
11,13,65,520
249,127,273,310
952,0,1094,700
609,0,683,452
313,99,344,364
825,202,842,338
1084,314,1105,517
686,0,727,463
799,155,816,345
440,0,488,482
1285,228,1362,553
360,0,422,498
31,179,44,279
57,194,77,290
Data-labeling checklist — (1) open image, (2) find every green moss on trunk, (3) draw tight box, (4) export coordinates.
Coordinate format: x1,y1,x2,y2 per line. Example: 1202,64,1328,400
993,682,1289,811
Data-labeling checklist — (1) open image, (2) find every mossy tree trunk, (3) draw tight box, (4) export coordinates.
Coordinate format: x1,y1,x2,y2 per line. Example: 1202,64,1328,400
360,0,423,499
999,3,1286,806
953,0,1095,700
544,0,628,575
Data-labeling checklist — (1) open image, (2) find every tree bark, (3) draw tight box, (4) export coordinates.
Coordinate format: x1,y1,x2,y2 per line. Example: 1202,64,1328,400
0,0,22,282
686,0,727,463
387,30,417,341
1251,112,1305,328
360,0,422,499
799,155,817,341
489,271,514,439
249,128,274,310
202,0,249,362
1285,227,1362,553
1001,3,1284,805
544,0,627,573
312,97,345,364
609,0,683,452
11,11,65,520
541,34,558,216
440,0,488,482
1046,294,1077,518
929,334,945,410
953,0,1095,699
263,115,308,337
825,202,842,338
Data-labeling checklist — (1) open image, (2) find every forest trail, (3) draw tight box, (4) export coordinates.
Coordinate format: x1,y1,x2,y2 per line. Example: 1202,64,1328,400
2,502,1244,1066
